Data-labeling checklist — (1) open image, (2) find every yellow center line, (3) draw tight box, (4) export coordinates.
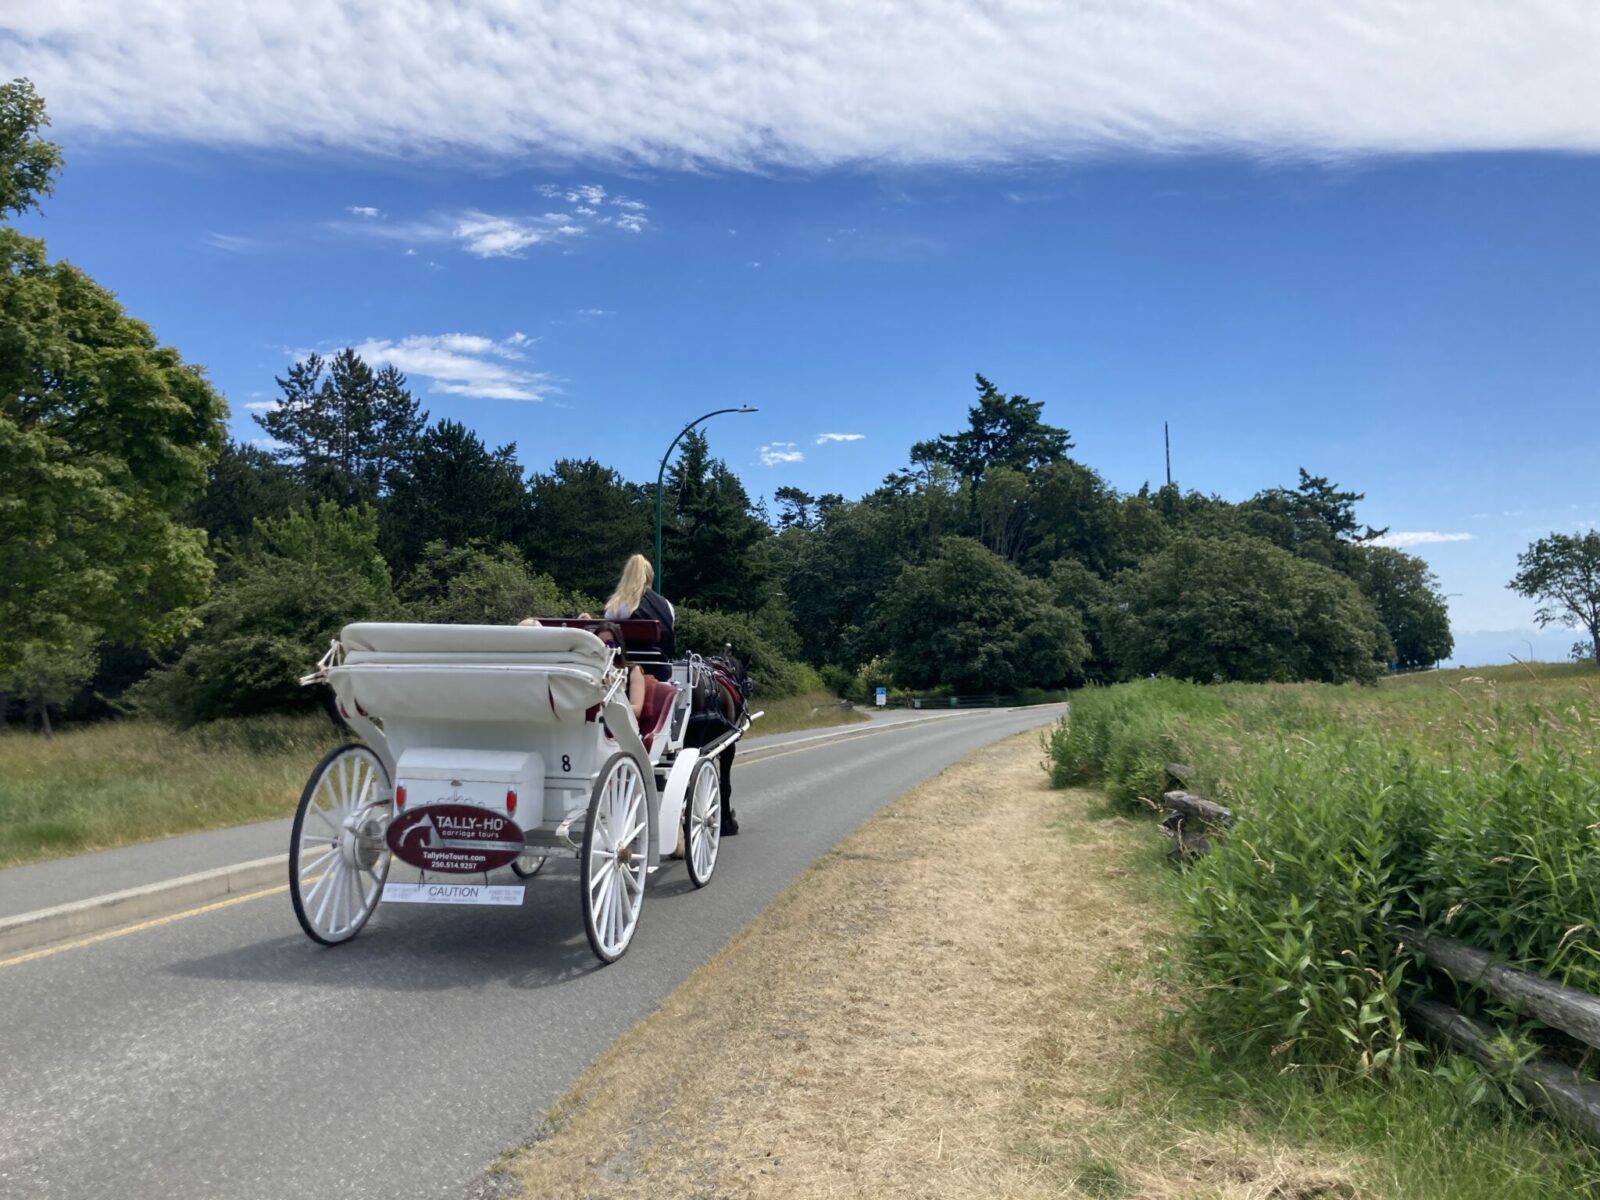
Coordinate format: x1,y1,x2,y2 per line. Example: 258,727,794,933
0,883,289,970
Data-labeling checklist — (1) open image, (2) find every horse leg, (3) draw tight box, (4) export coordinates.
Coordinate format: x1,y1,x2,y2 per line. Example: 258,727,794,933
719,744,739,835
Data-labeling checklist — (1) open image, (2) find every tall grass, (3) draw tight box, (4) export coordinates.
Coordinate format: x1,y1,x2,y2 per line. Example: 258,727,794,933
0,693,873,866
1046,670,1600,1074
0,714,347,866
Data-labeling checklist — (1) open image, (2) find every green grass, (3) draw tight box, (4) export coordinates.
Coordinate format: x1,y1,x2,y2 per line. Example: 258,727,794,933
0,693,867,866
0,714,346,867
1162,1051,1600,1198
746,689,869,736
1047,668,1600,1068
1045,662,1600,1196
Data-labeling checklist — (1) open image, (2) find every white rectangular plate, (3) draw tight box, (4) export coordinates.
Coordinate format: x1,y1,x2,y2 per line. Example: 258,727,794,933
381,883,525,906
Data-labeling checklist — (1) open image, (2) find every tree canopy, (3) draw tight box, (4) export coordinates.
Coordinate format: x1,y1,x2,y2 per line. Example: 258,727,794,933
910,373,1071,482
876,537,1087,693
0,86,226,681
1107,534,1388,684
1509,530,1600,666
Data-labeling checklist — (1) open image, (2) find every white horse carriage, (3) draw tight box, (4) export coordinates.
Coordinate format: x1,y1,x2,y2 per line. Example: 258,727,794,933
290,619,755,963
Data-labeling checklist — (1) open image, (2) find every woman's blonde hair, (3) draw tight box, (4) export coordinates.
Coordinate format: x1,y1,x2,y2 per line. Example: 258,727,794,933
605,554,653,618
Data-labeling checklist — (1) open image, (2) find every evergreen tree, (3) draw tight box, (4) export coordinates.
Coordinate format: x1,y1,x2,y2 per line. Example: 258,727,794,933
662,431,768,609
910,373,1072,484
381,420,527,571
256,349,427,503
525,458,651,597
185,440,307,554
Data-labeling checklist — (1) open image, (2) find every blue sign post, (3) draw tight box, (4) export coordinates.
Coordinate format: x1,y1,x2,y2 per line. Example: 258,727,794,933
874,686,887,708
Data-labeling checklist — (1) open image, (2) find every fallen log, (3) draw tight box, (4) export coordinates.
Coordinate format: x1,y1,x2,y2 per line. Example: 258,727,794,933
1408,997,1600,1144
1161,790,1234,828
1406,929,1600,1051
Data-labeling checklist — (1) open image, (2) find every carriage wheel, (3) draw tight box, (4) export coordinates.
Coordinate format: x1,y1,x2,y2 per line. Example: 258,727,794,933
511,853,548,879
289,744,391,946
580,753,650,963
684,757,721,889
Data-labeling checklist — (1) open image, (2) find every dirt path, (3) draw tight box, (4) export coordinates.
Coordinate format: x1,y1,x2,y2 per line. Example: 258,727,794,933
505,731,1359,1199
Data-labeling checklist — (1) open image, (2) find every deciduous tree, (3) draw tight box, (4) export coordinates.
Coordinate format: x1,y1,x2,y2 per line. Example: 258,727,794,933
875,537,1086,693
1,84,225,677
1509,530,1600,667
1348,545,1454,669
1107,534,1387,684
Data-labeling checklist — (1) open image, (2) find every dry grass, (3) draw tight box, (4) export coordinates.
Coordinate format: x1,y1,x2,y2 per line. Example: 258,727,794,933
508,732,1363,1199
746,690,869,737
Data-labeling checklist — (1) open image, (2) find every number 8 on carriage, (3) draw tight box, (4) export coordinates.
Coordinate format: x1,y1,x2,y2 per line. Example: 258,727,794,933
289,620,757,962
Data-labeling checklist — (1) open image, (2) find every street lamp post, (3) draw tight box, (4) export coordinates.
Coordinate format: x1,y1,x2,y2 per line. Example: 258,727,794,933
653,405,758,589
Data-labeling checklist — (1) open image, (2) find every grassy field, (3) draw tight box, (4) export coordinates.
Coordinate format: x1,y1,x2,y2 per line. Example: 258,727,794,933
1044,661,1600,1189
0,690,864,867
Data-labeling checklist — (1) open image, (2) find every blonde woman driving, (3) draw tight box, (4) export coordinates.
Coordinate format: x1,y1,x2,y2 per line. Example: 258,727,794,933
603,553,675,680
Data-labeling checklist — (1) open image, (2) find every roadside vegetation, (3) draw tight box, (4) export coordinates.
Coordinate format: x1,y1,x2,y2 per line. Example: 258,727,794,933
501,731,1597,1199
1045,664,1600,1188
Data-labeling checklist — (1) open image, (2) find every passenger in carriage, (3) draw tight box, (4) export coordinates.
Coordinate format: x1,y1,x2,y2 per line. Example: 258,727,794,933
603,553,674,682
591,620,648,724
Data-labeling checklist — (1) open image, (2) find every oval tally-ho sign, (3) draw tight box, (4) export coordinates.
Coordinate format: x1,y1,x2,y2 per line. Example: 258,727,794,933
385,803,526,873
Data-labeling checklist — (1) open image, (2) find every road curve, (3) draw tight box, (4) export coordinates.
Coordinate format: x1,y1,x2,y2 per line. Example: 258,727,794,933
0,705,1064,1200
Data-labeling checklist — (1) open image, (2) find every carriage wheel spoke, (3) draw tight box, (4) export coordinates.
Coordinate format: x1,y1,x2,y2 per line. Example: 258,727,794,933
298,846,337,877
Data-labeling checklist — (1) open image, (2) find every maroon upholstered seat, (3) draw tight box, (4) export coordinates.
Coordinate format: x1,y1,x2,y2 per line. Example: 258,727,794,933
639,677,677,751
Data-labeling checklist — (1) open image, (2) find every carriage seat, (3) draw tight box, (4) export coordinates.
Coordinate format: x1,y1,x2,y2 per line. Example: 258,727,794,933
638,676,679,752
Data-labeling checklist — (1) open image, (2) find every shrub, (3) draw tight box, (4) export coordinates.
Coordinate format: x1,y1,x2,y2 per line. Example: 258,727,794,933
398,541,591,624
133,504,398,724
1045,676,1600,1075
674,606,817,698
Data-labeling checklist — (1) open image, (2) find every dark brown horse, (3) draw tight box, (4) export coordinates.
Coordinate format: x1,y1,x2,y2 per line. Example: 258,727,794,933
687,646,752,833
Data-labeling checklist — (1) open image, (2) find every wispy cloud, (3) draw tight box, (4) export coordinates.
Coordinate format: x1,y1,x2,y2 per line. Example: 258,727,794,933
205,232,256,253
1366,531,1474,549
346,205,380,218
576,308,614,317
351,332,553,401
760,442,804,466
329,186,648,259
815,432,864,444
13,5,1598,165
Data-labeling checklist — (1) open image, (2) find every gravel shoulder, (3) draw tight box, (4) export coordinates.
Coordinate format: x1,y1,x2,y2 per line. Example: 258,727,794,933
502,731,1361,1199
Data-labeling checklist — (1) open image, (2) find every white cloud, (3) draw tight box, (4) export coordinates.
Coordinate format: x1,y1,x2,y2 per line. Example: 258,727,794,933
10,5,1600,165
346,205,380,218
244,400,277,411
576,308,614,317
815,432,864,444
351,333,554,401
1366,531,1474,549
760,442,804,466
331,189,648,258
205,232,255,252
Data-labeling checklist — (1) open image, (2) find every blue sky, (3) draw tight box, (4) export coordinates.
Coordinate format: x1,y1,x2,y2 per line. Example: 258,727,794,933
7,3,1599,664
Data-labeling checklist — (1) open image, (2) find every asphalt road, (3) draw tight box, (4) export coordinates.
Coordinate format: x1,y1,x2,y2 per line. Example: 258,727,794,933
0,705,1065,1200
